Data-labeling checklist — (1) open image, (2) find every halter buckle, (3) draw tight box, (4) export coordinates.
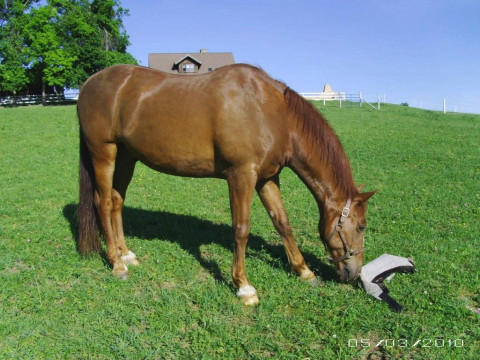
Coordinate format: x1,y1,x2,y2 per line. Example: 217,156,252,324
341,206,350,218
345,250,356,259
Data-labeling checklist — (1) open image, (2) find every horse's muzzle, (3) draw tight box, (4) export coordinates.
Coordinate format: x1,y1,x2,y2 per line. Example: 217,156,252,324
337,261,362,283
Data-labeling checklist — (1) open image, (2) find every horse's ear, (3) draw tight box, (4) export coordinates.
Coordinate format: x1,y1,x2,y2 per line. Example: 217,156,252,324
356,190,377,203
356,184,365,192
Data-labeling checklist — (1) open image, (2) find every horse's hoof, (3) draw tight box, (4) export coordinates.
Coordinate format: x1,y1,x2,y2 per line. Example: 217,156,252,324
118,273,128,280
112,264,128,280
309,276,322,287
299,269,317,282
112,271,128,280
237,285,259,306
121,251,140,266
241,294,260,306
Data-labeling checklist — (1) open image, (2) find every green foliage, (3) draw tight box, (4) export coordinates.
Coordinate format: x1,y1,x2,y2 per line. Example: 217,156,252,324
0,0,35,93
0,32,29,94
24,4,78,90
0,104,478,359
0,0,137,95
91,0,130,53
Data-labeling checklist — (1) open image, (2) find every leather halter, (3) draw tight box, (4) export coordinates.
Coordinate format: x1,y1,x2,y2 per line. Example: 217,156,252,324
324,199,365,264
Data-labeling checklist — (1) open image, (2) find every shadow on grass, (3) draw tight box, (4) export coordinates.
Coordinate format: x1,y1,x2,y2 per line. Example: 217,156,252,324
63,204,337,284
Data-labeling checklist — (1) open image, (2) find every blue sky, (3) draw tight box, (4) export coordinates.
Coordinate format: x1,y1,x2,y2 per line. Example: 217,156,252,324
120,0,480,114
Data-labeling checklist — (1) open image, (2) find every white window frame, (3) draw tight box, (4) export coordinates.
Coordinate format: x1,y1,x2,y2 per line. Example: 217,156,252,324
182,63,195,73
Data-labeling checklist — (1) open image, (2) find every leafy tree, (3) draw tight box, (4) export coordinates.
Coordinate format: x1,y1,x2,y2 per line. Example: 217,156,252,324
57,0,136,88
23,3,77,95
91,0,128,52
0,0,137,95
0,27,29,95
0,0,37,94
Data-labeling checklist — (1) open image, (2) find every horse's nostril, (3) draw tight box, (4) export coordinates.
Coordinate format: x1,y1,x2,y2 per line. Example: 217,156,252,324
341,263,361,283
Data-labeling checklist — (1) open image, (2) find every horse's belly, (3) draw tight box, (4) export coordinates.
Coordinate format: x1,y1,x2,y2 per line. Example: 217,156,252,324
124,137,217,177
140,153,216,178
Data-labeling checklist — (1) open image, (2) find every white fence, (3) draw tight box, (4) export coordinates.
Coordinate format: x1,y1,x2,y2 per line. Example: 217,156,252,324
300,92,346,101
301,92,478,114
403,98,478,114
0,92,79,107
300,92,382,110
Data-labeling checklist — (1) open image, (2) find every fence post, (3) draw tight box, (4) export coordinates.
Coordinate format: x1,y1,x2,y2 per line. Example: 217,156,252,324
443,98,446,114
377,94,381,110
359,92,363,107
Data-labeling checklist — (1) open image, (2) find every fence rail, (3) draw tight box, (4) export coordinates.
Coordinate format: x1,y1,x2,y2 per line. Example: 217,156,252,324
300,92,347,101
300,92,381,110
0,93,78,107
301,93,478,114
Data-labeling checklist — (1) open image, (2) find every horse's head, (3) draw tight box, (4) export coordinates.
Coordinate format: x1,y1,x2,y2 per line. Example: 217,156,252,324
320,190,376,283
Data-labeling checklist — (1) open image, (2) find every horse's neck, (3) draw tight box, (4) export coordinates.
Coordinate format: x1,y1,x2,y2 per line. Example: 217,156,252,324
282,87,356,211
289,155,336,209
288,136,354,210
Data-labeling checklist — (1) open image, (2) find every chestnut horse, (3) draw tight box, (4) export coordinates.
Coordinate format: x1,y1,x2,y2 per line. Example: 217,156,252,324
77,64,375,305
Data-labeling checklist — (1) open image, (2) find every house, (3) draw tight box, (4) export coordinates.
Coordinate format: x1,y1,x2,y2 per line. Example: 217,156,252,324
148,49,235,74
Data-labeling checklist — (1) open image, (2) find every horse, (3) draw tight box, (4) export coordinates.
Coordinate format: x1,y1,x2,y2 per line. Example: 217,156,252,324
77,64,376,305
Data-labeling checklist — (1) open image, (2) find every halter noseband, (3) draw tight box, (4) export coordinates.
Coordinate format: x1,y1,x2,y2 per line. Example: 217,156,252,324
324,199,365,264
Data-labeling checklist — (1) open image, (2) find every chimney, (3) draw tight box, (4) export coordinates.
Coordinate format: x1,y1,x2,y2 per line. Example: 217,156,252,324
200,49,208,53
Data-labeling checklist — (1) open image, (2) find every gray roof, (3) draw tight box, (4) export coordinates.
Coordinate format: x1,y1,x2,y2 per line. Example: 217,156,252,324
173,54,203,66
148,51,235,74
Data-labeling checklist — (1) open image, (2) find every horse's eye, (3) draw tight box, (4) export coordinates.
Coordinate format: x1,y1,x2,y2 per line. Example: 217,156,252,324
357,224,366,232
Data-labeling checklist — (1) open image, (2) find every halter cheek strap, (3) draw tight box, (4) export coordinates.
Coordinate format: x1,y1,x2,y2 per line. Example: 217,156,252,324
324,199,365,264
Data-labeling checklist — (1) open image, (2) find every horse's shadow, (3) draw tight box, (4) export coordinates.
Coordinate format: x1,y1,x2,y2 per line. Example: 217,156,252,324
63,204,337,284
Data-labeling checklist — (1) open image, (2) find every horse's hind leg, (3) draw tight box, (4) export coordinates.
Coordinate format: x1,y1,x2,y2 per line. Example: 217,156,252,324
92,143,128,278
112,146,139,267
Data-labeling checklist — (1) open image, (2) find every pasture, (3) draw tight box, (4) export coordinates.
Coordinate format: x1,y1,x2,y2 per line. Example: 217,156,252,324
0,103,478,359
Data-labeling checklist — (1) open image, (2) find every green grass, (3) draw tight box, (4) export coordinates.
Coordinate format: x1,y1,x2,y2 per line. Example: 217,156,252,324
0,103,478,359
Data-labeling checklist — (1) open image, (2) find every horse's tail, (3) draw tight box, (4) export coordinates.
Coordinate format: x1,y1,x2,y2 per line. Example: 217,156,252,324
77,129,102,254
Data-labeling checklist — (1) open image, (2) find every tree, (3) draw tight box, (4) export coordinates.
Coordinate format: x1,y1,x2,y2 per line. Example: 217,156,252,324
57,0,136,88
0,0,137,95
23,3,77,95
0,27,29,95
0,0,37,94
91,0,128,52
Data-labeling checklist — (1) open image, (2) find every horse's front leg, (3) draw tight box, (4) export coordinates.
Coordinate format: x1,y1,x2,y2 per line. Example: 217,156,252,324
227,167,259,305
257,177,317,283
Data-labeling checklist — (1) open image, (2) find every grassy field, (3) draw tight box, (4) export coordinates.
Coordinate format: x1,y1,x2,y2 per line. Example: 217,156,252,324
0,103,478,359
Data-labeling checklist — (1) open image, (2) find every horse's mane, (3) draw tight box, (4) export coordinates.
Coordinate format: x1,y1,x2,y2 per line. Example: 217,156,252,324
284,87,357,200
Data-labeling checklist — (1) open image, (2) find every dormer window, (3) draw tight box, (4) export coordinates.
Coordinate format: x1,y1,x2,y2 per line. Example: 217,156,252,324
174,54,201,74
